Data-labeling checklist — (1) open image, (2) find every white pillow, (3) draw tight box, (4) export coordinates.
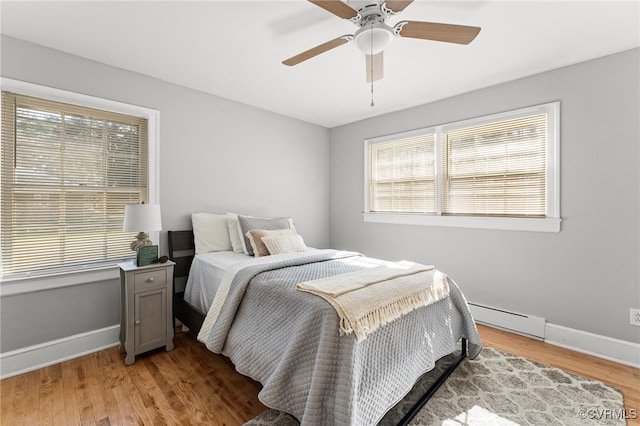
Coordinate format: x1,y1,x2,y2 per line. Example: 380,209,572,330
226,213,244,253
262,234,307,255
191,213,232,254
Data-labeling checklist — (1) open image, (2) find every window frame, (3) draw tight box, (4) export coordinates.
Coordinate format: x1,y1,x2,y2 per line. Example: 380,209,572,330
363,102,561,232
0,78,160,289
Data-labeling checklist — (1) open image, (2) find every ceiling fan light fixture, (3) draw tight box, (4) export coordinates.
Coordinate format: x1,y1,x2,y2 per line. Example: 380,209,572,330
354,23,394,54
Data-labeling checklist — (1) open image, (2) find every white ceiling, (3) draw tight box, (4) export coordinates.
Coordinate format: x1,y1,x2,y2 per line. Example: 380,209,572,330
1,1,639,128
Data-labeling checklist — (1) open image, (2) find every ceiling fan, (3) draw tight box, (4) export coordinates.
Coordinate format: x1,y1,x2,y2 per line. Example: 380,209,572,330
282,0,481,83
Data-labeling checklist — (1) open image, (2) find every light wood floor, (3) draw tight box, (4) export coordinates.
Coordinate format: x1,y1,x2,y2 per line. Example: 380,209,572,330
1,324,638,425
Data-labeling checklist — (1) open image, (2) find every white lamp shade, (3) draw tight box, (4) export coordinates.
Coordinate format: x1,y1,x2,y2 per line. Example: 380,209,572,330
123,204,162,232
354,24,394,54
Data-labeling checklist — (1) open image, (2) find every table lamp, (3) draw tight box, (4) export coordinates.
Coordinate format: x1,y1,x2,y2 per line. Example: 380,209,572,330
123,203,162,251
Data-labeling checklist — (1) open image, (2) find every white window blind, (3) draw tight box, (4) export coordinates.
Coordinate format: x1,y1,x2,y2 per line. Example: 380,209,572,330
368,133,436,213
364,102,560,232
442,114,547,217
1,92,149,278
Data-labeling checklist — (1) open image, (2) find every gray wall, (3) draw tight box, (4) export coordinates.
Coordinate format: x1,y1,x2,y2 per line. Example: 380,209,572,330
0,35,330,352
329,48,640,344
1,34,638,354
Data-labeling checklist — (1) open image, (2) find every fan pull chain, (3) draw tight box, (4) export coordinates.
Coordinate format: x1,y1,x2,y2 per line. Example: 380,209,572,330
370,59,375,107
370,21,375,107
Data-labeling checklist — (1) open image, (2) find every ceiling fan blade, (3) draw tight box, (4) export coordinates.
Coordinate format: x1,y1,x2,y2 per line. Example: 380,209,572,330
366,52,384,83
397,21,481,45
308,0,359,19
282,36,352,66
384,0,414,13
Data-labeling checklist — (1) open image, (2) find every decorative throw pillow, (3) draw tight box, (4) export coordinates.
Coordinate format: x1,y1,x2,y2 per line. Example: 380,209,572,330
246,228,296,257
262,234,307,255
238,215,295,256
191,213,232,254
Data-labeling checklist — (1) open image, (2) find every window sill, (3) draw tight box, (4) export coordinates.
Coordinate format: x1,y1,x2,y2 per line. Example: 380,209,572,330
0,264,123,297
363,213,561,233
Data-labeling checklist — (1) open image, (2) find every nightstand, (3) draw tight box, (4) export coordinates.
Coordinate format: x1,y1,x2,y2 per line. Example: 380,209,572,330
118,260,175,365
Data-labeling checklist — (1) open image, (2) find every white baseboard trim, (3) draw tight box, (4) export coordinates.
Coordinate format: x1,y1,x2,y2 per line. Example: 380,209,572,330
469,302,640,367
0,325,120,379
544,323,640,368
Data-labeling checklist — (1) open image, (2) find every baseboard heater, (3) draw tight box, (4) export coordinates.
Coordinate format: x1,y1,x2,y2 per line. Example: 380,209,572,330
468,302,546,340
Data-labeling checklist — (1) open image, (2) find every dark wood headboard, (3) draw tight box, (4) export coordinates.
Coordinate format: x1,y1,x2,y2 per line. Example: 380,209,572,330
168,230,204,334
168,230,195,282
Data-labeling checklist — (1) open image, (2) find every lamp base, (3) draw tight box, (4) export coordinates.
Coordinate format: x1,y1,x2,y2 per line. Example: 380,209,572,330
130,232,153,251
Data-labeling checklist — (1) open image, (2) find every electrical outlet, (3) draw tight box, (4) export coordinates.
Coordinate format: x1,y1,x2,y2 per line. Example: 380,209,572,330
631,308,640,327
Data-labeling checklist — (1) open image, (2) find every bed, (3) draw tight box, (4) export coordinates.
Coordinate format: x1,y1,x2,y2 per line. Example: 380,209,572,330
169,218,481,426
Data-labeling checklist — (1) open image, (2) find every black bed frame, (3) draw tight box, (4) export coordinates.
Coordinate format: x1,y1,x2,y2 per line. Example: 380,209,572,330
168,230,467,426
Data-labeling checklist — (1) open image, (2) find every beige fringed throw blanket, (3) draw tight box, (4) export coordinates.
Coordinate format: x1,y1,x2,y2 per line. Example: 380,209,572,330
296,262,450,342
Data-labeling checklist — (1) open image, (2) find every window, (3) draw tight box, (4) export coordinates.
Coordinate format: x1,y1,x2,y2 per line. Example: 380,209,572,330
1,83,157,279
369,132,437,213
364,102,560,232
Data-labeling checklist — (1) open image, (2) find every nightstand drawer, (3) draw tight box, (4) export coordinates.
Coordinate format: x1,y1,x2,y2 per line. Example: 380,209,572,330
134,269,167,291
